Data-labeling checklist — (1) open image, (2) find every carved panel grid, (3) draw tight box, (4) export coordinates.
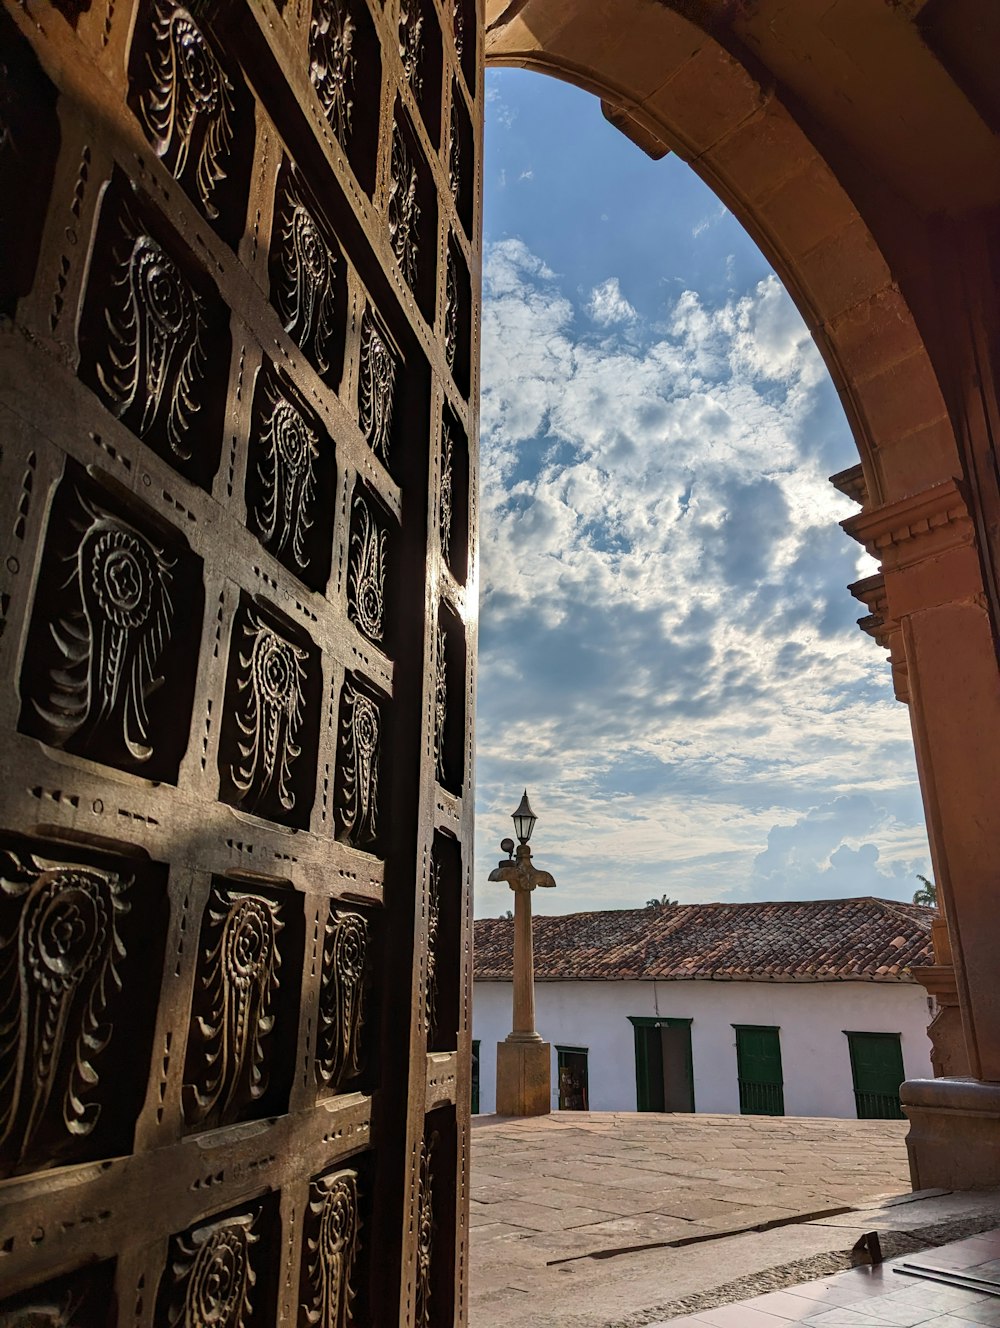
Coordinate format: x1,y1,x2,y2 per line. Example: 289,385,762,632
0,0,481,1318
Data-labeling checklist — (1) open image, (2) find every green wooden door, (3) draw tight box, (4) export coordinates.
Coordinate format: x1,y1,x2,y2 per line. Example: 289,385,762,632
633,1023,665,1111
846,1032,906,1119
735,1026,784,1116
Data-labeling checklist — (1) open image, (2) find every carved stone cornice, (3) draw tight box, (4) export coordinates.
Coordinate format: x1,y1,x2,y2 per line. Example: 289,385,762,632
841,478,973,570
830,463,869,508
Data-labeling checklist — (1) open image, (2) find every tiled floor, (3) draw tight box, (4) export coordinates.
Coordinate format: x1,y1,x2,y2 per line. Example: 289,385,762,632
655,1231,1000,1326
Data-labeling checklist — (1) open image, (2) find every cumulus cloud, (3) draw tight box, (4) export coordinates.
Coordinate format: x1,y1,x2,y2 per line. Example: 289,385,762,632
474,239,930,915
587,277,637,326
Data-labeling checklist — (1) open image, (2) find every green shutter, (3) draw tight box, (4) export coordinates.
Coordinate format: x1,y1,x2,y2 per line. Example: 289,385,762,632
846,1032,905,1119
734,1025,784,1116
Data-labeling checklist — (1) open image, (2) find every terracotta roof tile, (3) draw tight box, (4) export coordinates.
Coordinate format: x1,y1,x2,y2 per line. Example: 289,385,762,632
473,897,934,983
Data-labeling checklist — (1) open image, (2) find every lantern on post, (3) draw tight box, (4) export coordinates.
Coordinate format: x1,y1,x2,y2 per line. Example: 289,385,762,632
488,790,556,1116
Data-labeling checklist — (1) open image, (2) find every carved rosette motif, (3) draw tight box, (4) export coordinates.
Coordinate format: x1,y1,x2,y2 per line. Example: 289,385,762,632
141,0,236,220
309,0,356,151
347,495,387,645
303,1170,361,1328
425,856,440,1039
337,683,380,849
388,127,420,293
255,391,319,572
99,213,208,457
358,307,397,466
33,493,175,763
276,185,339,377
162,1210,259,1328
317,909,368,1094
415,1133,436,1328
232,609,309,814
444,252,459,373
0,851,131,1175
398,2,424,101
183,883,283,1127
434,622,447,785
439,425,454,568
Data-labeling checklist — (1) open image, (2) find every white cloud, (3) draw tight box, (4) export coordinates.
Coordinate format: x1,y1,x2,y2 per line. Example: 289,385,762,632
587,277,637,326
474,239,930,916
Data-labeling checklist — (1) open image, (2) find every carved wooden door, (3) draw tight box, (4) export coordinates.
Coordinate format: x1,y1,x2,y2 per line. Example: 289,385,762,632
0,0,479,1322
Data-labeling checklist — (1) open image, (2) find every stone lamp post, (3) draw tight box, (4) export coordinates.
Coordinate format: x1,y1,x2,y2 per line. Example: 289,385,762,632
488,791,556,1116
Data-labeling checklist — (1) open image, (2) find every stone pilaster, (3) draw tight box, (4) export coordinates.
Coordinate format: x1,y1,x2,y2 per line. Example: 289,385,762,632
843,478,1000,1185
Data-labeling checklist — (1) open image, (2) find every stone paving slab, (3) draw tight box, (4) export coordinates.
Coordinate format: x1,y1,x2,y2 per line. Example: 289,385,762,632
656,1230,1000,1326
470,1112,918,1328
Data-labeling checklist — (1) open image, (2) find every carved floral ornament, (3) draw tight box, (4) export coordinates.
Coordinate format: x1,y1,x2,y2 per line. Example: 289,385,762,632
99,211,208,458
255,390,320,572
425,855,441,1038
232,608,309,814
434,621,447,784
348,494,388,645
358,306,397,466
184,882,284,1127
317,908,369,1094
399,0,425,100
389,126,421,292
0,850,131,1173
305,1169,361,1328
310,0,356,151
444,251,459,372
163,1209,259,1328
337,682,380,849
34,492,175,763
452,0,464,59
415,1132,437,1328
142,0,236,219
439,423,454,566
276,183,340,377
449,99,461,203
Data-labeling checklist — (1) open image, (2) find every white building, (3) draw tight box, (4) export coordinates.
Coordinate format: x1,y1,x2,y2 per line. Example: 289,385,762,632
473,898,935,1119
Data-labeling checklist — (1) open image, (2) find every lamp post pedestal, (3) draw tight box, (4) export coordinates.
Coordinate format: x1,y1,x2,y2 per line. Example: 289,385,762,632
496,1037,552,1117
488,832,556,1117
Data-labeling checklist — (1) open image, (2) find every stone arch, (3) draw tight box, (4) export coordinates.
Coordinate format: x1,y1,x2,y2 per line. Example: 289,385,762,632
485,1,959,510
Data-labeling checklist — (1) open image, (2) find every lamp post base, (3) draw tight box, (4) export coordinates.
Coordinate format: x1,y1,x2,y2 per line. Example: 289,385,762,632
496,1038,551,1116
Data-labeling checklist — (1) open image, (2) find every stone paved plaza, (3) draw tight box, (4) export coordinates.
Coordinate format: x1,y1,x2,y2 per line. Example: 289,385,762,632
470,1112,919,1327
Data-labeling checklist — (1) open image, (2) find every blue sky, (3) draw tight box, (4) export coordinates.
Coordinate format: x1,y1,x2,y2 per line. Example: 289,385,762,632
472,69,931,916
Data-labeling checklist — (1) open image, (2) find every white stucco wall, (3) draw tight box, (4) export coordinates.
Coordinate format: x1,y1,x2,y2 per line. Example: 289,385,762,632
473,979,934,1117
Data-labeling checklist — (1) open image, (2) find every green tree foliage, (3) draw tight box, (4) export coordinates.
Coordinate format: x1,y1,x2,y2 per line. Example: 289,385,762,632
913,874,937,907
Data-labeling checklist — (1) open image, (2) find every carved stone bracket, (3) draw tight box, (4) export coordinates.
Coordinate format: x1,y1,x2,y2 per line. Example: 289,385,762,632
847,571,909,703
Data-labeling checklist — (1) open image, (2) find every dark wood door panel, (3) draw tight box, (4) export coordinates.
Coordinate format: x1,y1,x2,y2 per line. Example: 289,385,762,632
0,0,481,1321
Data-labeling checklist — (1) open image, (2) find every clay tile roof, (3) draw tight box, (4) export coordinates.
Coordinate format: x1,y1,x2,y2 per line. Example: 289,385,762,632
473,898,935,983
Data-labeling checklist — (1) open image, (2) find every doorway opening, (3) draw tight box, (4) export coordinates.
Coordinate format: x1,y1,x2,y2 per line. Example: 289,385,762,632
629,1016,695,1113
556,1045,590,1109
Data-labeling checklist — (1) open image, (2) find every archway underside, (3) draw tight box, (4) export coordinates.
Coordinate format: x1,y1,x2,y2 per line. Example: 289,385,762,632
484,0,1000,1192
